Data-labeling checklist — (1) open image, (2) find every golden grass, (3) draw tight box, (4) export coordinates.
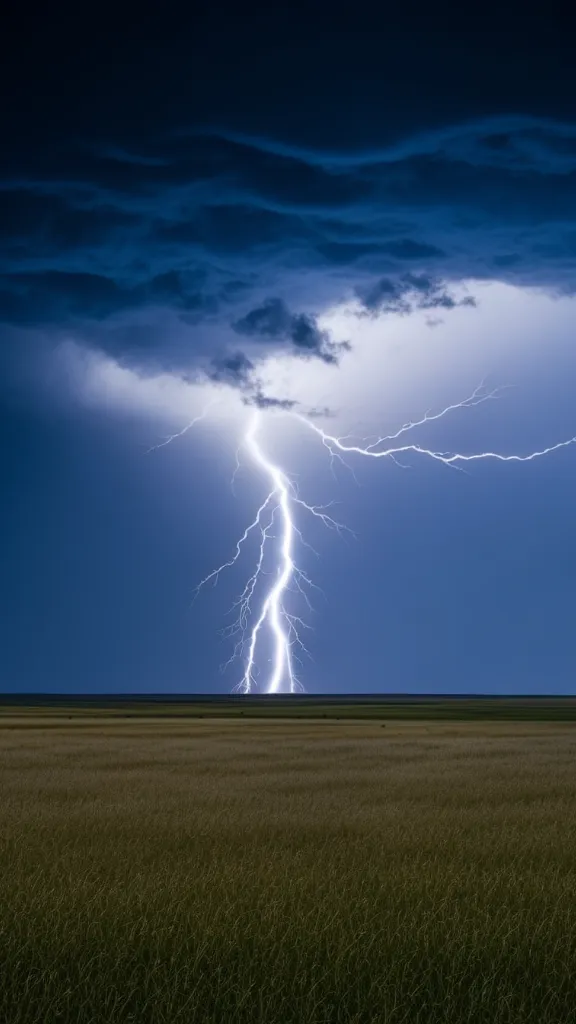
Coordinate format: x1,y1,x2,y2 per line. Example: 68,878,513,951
1,715,576,1022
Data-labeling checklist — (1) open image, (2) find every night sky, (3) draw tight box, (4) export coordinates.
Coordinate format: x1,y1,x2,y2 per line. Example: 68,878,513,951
1,5,575,694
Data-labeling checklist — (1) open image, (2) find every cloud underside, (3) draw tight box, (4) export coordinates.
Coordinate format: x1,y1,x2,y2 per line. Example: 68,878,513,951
2,114,576,375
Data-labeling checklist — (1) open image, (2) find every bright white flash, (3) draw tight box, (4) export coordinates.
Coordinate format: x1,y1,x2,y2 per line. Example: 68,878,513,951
196,410,347,693
153,382,575,693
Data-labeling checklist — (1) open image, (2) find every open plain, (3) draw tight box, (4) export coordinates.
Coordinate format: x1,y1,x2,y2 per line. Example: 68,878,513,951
1,700,576,1023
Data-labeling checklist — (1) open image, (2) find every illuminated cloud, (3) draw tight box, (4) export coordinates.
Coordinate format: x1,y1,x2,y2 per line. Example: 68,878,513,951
59,281,575,450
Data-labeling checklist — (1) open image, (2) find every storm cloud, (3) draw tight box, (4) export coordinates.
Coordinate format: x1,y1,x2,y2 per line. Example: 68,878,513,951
2,117,576,358
2,1,576,381
233,298,351,363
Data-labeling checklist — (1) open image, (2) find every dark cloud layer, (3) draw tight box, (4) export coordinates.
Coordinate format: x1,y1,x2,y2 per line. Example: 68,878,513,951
246,392,297,412
2,117,576,348
357,274,478,316
208,351,255,387
208,352,298,412
234,298,350,364
1,7,575,377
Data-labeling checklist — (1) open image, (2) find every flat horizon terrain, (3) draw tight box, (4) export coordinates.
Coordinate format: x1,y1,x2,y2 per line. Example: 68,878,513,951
3,694,576,720
2,706,576,1022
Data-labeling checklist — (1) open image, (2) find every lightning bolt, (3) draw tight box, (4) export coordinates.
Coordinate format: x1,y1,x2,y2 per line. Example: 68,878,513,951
295,388,576,470
145,399,218,453
152,381,575,694
196,410,347,693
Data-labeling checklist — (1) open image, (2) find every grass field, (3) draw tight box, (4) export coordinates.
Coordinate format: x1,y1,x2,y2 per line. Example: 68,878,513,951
2,704,576,1022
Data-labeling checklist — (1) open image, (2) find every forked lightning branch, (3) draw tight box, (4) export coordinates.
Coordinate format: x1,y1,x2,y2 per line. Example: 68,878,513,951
151,384,576,694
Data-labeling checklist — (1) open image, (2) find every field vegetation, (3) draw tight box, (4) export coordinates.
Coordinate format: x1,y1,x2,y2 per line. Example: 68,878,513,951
1,705,576,1022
